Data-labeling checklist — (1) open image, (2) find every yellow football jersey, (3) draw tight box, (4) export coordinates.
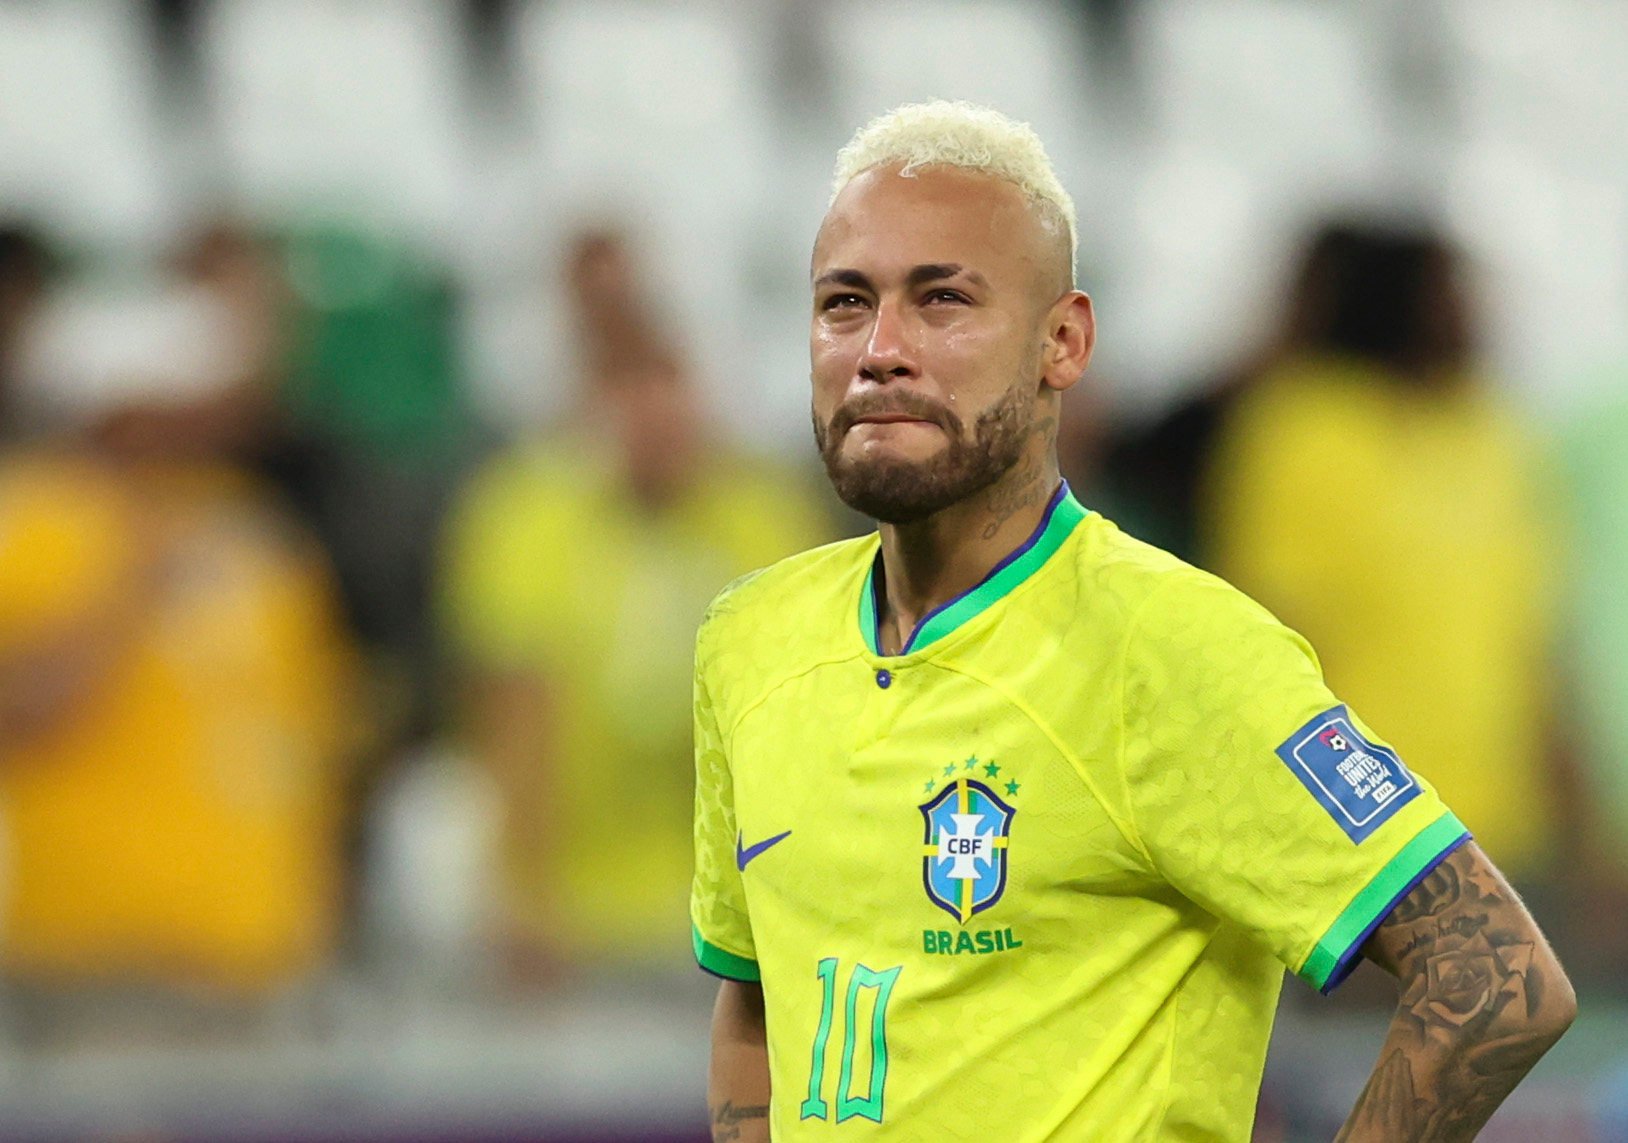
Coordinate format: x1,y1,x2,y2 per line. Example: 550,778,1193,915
691,485,1466,1140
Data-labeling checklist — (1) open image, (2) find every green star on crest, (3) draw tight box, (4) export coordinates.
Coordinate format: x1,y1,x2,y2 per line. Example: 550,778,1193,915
943,763,956,777
924,779,935,794
963,755,979,770
984,761,1001,778
1005,780,1021,797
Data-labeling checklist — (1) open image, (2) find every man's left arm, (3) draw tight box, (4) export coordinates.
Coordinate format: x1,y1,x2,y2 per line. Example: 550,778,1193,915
1336,841,1577,1141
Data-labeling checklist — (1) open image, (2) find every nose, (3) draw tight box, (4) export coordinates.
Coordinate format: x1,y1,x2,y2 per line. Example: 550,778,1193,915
857,298,918,384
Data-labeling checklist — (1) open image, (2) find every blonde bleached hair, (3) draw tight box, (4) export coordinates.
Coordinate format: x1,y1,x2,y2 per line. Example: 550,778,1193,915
829,100,1077,283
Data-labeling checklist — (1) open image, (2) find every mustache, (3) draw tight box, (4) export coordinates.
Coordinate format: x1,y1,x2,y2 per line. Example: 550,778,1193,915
828,392,961,439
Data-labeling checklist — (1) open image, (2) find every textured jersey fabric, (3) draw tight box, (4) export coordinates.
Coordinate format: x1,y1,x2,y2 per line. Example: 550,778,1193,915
692,485,1464,1140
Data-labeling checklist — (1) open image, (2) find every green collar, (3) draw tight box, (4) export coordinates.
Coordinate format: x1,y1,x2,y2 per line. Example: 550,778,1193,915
859,482,1089,657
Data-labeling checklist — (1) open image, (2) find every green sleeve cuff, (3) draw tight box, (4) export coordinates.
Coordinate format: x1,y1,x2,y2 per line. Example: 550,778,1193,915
1298,811,1471,993
693,925,761,983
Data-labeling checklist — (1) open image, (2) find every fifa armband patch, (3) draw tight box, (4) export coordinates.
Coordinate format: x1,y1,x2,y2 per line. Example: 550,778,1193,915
1274,705,1419,843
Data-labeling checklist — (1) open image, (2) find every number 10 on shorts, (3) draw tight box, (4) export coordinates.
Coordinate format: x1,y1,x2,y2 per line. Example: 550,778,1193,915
799,958,903,1124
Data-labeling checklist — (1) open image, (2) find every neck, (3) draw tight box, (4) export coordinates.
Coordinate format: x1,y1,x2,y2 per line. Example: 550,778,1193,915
874,446,1061,656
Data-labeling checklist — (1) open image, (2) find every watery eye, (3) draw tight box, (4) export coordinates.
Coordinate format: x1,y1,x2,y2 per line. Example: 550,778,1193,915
925,289,969,304
821,293,867,311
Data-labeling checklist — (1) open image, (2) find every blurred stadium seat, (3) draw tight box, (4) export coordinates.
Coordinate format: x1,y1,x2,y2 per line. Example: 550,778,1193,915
509,0,778,437
1104,0,1399,409
816,0,1099,197
1438,0,1628,409
514,0,775,214
198,0,468,249
1134,0,1388,194
0,0,176,251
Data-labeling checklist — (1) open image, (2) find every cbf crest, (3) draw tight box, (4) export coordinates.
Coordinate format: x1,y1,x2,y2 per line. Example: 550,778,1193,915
920,775,1016,923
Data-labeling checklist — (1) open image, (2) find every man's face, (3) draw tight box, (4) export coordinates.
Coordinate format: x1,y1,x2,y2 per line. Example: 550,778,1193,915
809,165,1067,524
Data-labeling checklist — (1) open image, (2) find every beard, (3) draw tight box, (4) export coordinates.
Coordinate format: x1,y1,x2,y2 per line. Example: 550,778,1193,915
813,379,1034,524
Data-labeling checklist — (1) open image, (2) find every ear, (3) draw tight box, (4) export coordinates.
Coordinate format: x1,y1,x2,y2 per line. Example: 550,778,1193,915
1039,292,1095,394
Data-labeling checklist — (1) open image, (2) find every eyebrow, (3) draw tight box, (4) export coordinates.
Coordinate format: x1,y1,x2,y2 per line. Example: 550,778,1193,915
812,264,991,292
905,263,988,291
814,268,872,292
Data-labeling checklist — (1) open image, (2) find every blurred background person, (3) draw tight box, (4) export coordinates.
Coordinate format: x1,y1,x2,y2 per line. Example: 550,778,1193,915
88,220,285,462
262,222,472,761
1202,221,1567,898
1084,227,1360,566
0,224,53,440
1557,383,1628,983
0,219,358,997
439,229,831,982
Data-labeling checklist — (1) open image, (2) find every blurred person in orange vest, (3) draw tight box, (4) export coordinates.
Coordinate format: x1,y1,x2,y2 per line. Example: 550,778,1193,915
441,230,831,980
0,221,356,992
1204,221,1566,889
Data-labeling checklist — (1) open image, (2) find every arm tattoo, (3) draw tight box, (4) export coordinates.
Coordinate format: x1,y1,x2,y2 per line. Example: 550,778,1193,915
710,1099,769,1142
1336,843,1574,1141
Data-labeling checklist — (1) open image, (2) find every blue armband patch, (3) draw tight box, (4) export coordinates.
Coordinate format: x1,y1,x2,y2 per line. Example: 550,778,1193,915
1275,705,1419,843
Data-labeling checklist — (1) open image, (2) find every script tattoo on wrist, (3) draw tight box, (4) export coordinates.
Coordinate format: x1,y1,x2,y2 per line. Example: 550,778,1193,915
1337,845,1569,1141
710,1099,769,1142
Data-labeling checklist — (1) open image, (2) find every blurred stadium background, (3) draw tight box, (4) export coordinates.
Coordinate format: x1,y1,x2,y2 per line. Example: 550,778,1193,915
0,1,1625,1140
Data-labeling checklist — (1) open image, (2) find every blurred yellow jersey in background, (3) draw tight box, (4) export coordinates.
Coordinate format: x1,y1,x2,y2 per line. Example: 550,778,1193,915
443,434,829,967
1208,358,1557,876
692,487,1465,1141
0,452,353,990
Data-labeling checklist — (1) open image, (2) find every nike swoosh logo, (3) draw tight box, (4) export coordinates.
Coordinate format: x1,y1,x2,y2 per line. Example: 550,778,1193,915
736,829,792,872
